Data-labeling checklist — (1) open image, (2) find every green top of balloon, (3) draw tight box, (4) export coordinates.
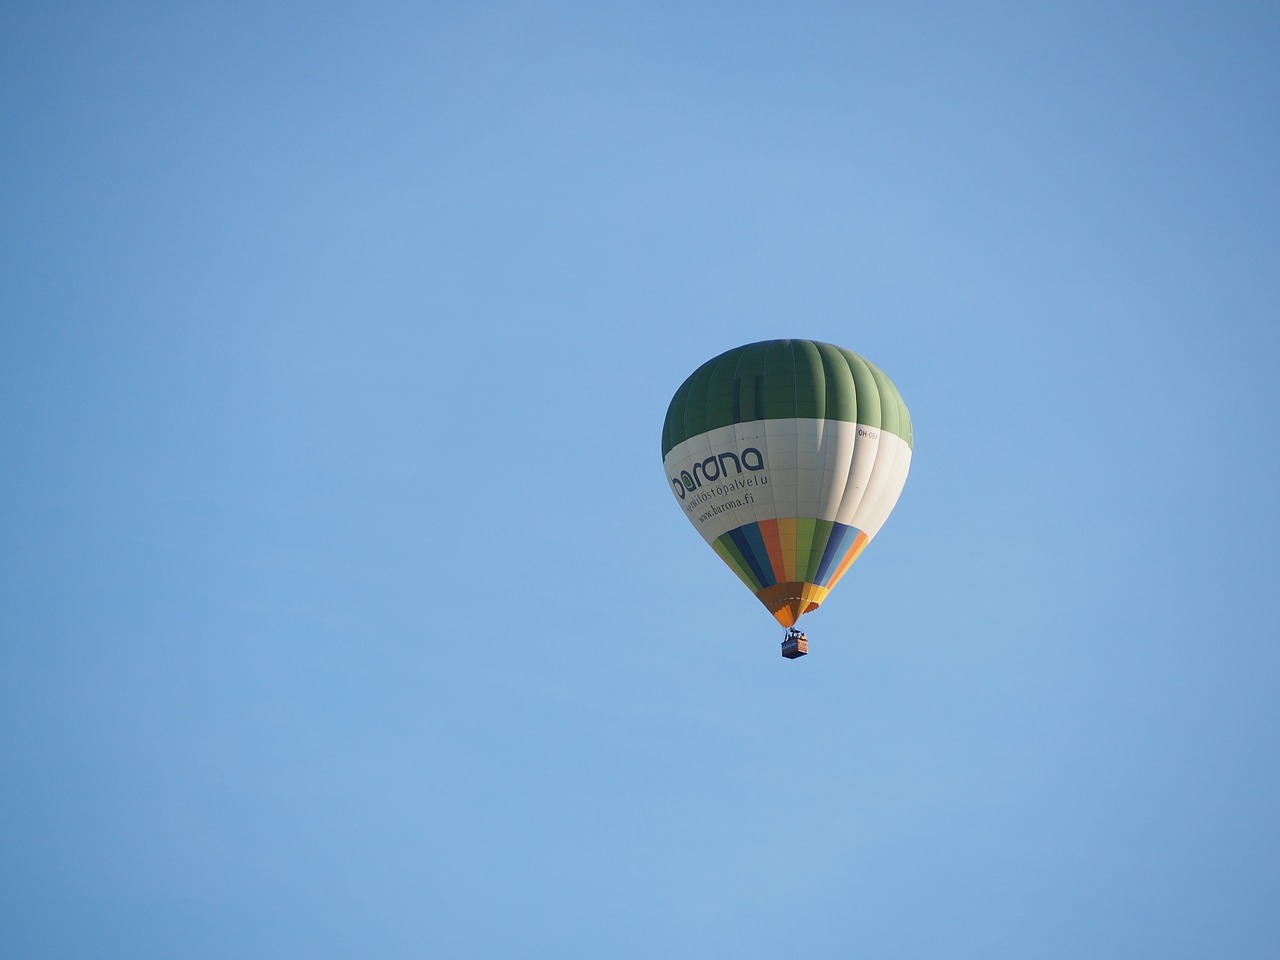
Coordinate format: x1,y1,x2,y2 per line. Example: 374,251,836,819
661,339,913,458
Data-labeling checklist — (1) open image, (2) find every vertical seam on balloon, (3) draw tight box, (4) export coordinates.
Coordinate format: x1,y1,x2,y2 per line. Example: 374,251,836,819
836,351,877,524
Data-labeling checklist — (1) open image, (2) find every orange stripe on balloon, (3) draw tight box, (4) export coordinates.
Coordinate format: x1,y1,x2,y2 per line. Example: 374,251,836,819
758,518,787,585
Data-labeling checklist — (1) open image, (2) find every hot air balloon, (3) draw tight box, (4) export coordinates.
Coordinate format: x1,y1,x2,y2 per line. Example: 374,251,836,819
661,339,913,658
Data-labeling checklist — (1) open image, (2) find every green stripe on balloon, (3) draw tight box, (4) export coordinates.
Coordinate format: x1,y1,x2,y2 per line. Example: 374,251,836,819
713,535,761,592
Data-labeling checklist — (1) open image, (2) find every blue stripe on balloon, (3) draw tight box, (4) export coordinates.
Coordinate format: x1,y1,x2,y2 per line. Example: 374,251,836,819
814,522,856,586
729,523,775,589
740,522,778,588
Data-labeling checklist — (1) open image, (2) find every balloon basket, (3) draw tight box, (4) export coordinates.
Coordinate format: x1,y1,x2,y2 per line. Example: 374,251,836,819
781,631,808,659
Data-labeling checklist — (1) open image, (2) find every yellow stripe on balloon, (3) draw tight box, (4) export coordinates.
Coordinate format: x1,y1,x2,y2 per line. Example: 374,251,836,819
777,517,798,582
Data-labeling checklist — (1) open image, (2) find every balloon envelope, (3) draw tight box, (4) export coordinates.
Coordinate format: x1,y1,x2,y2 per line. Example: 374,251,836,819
662,339,913,626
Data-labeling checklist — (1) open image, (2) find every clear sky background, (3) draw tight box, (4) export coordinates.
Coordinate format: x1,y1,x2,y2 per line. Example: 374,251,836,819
3,2,1278,957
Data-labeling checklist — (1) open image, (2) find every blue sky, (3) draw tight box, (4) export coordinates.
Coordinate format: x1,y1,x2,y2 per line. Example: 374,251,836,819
3,2,1278,956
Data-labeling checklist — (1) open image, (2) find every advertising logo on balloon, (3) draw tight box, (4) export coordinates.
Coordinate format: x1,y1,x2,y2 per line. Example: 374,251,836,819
669,446,766,501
